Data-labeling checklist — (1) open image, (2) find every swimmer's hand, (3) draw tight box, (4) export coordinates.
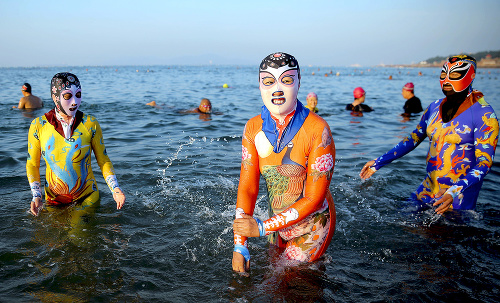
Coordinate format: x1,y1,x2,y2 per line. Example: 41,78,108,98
232,251,250,273
432,188,453,215
113,188,126,210
233,213,260,237
30,197,43,216
360,160,377,180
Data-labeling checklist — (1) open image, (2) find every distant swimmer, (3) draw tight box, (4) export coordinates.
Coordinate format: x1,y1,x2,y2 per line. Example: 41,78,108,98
401,82,423,117
346,87,373,113
146,100,159,107
179,98,224,121
232,52,336,273
13,83,43,109
360,55,499,215
27,73,126,216
305,92,319,113
180,98,212,114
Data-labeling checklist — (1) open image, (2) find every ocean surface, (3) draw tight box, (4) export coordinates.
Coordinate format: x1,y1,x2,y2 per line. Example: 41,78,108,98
0,65,499,302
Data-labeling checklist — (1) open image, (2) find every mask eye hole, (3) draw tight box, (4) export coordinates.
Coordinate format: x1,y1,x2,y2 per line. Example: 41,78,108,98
62,93,72,100
75,92,81,98
449,71,463,80
281,76,294,85
440,72,447,80
262,77,275,86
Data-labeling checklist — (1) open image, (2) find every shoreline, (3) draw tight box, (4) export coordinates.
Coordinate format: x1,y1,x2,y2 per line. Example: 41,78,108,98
384,63,500,69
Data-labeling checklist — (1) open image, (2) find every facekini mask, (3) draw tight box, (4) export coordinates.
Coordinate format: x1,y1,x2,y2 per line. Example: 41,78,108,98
440,55,476,94
51,72,82,116
259,52,300,117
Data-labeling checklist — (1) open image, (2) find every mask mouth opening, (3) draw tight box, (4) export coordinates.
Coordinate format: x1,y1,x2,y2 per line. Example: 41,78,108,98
271,98,286,105
442,83,454,90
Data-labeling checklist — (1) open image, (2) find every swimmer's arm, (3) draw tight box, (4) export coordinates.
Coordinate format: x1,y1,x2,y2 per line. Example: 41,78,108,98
368,107,430,172
179,108,199,114
360,160,377,180
30,197,43,216
13,98,25,109
90,120,116,188
233,132,260,271
26,119,43,213
90,119,125,209
234,138,260,215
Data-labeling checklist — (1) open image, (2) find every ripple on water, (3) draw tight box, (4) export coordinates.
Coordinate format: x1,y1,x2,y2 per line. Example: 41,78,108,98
0,66,499,302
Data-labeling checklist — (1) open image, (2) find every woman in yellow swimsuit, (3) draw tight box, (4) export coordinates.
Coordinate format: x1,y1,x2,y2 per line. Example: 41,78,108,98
27,72,125,216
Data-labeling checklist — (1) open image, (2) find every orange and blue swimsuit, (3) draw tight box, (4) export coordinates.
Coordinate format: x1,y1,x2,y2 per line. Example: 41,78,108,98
26,109,120,206
372,91,498,210
234,101,336,262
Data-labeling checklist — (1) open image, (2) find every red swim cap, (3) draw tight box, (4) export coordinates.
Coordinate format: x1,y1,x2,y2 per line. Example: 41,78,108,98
353,87,365,99
403,82,414,91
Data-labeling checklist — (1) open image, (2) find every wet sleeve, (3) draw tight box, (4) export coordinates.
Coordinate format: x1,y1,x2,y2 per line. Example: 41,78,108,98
445,107,499,199
260,123,335,234
26,118,42,201
372,107,430,170
90,118,120,193
233,121,261,260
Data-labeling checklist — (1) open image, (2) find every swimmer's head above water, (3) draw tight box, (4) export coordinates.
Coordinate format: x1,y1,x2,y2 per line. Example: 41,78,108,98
51,72,82,117
402,83,415,100
198,98,212,114
21,83,32,93
259,52,300,118
352,87,366,106
440,55,476,96
306,92,318,108
353,87,365,100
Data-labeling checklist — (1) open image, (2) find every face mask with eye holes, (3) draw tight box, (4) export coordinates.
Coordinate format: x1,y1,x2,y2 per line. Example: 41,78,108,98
259,68,299,117
55,85,82,116
440,59,476,93
51,73,82,116
259,52,301,117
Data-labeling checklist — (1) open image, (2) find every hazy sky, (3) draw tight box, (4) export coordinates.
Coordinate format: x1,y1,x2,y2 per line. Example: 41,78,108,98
1,0,499,67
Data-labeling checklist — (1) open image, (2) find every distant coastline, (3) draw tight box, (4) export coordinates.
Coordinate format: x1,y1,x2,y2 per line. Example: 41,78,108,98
384,50,500,68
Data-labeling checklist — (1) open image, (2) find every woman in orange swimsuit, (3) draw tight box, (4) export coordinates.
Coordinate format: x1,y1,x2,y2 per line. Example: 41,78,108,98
232,52,336,273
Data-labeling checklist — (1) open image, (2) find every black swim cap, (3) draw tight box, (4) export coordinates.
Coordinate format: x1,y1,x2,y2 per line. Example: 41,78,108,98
22,83,31,93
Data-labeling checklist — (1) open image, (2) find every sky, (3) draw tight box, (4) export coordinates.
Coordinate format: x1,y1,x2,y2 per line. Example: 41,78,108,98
1,0,499,67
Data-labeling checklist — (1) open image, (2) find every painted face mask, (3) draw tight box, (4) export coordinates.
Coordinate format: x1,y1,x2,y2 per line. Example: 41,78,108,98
440,55,476,93
259,52,300,117
51,73,82,116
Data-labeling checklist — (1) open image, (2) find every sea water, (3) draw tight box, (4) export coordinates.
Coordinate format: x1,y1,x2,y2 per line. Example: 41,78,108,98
0,65,499,302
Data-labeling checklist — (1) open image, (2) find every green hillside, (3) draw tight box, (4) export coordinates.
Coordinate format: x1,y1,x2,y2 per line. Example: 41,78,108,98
424,50,500,63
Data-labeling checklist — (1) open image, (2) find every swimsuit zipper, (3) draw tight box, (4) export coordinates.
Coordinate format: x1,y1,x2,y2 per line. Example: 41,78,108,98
279,122,289,151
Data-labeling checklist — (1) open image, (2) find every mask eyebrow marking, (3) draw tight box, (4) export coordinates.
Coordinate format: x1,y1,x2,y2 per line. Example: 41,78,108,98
279,69,298,79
